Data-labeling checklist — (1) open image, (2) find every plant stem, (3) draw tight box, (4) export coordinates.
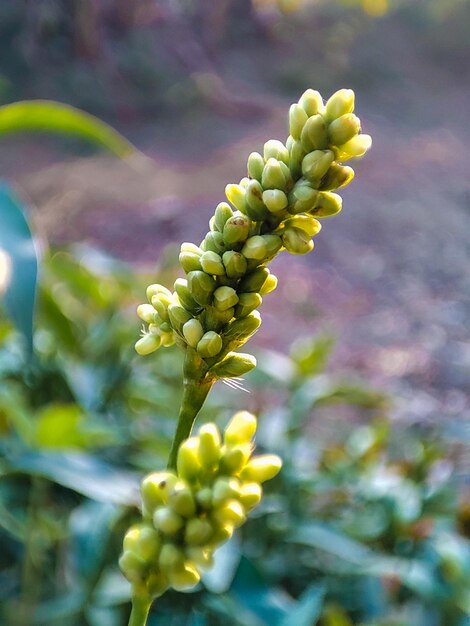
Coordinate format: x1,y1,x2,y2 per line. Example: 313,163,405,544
128,595,152,626
167,375,214,470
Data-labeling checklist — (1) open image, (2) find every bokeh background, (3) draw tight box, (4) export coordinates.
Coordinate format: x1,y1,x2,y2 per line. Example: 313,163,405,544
0,1,469,625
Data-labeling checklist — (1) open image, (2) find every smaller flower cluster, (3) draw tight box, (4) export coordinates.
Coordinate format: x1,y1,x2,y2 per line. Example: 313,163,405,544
119,412,281,599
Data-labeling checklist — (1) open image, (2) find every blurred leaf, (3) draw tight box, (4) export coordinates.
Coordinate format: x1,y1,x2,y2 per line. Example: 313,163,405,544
279,584,325,626
0,101,137,158
202,535,241,594
290,522,373,565
3,450,140,505
94,570,131,607
187,612,208,626
290,334,335,377
0,182,38,355
33,591,85,624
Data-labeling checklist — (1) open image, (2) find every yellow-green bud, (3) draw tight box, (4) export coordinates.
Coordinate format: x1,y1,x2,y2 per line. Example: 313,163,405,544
153,507,184,535
320,164,354,191
187,271,217,306
214,202,234,231
200,251,225,276
247,151,265,182
239,177,250,189
263,139,290,165
223,215,251,246
219,443,252,474
224,411,257,445
309,191,342,218
146,571,169,598
167,303,193,330
137,304,157,325
241,454,282,482
160,330,175,348
184,518,214,546
181,242,203,255
169,480,196,517
222,312,262,343
169,562,201,591
123,524,161,560
235,292,262,318
179,248,203,273
283,215,322,236
186,547,214,569
241,236,267,261
261,158,287,190
198,423,222,468
262,234,283,258
202,231,225,253
210,352,257,378
238,267,270,292
204,305,235,330
328,113,361,146
213,500,246,528
259,273,277,295
195,488,213,510
135,333,161,356
158,543,184,573
325,88,355,120
300,114,328,153
182,318,204,348
289,104,309,140
222,250,247,278
151,293,172,322
213,286,239,311
245,179,268,221
288,181,319,214
177,437,201,483
225,184,247,214
301,150,335,184
209,522,234,547
141,471,178,513
212,477,241,507
174,278,201,312
299,89,324,116
197,331,223,358
288,139,304,179
282,227,314,255
262,189,288,213
337,134,372,159
119,551,146,583
146,283,172,302
239,482,263,511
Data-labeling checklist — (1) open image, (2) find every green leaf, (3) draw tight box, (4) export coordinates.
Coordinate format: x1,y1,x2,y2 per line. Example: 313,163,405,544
290,334,335,377
279,584,325,626
3,450,140,505
0,182,38,355
0,101,137,158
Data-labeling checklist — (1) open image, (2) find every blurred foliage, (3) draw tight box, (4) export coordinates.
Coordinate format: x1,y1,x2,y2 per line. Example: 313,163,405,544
0,224,468,624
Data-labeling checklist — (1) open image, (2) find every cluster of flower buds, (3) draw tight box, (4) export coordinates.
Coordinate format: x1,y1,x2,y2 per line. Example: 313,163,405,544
119,411,281,599
135,89,371,372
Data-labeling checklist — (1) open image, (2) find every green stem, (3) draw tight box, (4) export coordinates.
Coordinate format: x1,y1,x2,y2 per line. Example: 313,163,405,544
128,595,152,626
167,375,214,470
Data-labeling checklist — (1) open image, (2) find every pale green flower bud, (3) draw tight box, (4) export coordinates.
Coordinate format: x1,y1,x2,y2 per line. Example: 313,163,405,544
200,251,225,276
283,215,322,236
245,179,268,221
235,292,262,318
325,88,355,120
182,318,204,348
158,543,185,573
210,352,257,378
219,443,252,474
177,437,201,483
225,183,247,214
186,547,214,569
241,235,267,261
167,303,193,331
247,151,265,182
213,500,246,528
123,524,161,561
241,454,283,482
262,189,288,213
259,273,278,295
261,158,287,190
179,250,203,273
300,114,328,153
222,250,248,278
198,423,222,468
288,181,319,214
169,562,201,591
197,331,223,358
153,507,184,535
282,226,314,255
137,304,157,324
337,133,372,159
135,333,161,356
146,571,169,598
238,267,270,292
288,139,304,179
289,103,309,140
184,518,214,546
214,202,234,231
239,177,250,189
202,231,225,253
212,477,241,507
299,88,324,116
168,480,196,517
213,286,239,311
160,330,175,348
223,215,251,246
308,191,342,218
204,305,235,330
209,522,234,547
328,113,361,146
195,487,213,510
239,482,263,511
146,283,172,302
187,271,216,306
262,234,283,258
151,292,172,322
224,411,257,445
174,278,201,312
263,139,290,165
119,551,146,583
301,150,335,184
222,312,262,343
141,472,178,515
180,242,204,255
320,163,354,191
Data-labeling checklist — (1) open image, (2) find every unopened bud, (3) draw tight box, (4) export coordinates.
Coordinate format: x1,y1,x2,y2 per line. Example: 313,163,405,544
123,524,161,560
177,437,201,483
245,179,268,221
222,313,262,343
222,250,247,278
225,184,247,214
169,480,196,517
137,304,157,324
213,286,239,311
135,333,161,356
282,227,314,255
320,163,354,191
212,477,241,507
197,331,223,358
289,104,309,140
283,215,322,236
167,303,193,330
220,443,252,474
214,202,234,231
198,423,222,468
151,292,172,322
328,113,361,146
153,507,184,535
261,158,287,190
187,271,216,306
259,273,278,295
337,133,372,159
213,500,246,528
186,547,214,569
202,231,225,253
210,352,257,378
299,89,324,116
300,114,328,153
301,150,335,184
119,551,146,583
235,292,262,318
239,482,263,511
238,267,270,292
241,454,283,483
158,543,184,573
146,283,172,302
169,562,201,591
262,189,288,213
181,242,203,255
179,250,203,273
263,139,289,165
185,518,214,546
309,191,343,218
182,318,204,348
224,411,257,445
288,139,304,179
247,151,265,182
325,89,355,120
288,181,319,214
223,215,251,246
241,236,267,261
174,278,201,312
141,472,178,513
262,234,283,258
200,251,225,276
